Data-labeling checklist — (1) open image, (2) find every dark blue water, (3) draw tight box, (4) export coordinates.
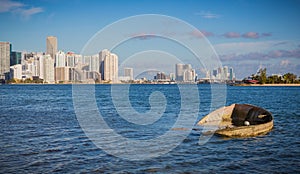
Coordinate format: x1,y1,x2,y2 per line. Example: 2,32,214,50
0,84,299,173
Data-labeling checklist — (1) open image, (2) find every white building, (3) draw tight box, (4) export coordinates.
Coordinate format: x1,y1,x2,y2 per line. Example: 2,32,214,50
83,56,91,65
104,52,118,82
44,54,55,83
90,54,100,72
55,51,65,67
66,52,75,67
38,55,45,80
175,63,184,81
175,63,195,82
0,42,10,80
169,73,175,81
10,64,22,80
99,49,110,80
124,67,133,80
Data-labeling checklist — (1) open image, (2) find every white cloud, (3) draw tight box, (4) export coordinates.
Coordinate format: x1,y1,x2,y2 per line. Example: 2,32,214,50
280,60,290,67
0,0,43,19
0,0,23,12
16,7,44,20
195,11,220,19
214,40,290,55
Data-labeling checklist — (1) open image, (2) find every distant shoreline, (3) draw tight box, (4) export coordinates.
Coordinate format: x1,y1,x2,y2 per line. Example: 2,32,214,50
3,82,300,86
235,83,300,86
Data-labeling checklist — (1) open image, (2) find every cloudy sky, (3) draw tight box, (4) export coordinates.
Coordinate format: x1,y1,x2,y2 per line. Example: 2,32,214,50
1,0,299,79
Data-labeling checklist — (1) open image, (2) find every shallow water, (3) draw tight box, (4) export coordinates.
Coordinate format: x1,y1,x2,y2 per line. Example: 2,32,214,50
0,84,299,173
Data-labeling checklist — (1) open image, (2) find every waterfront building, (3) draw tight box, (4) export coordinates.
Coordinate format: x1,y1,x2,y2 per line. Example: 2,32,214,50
155,72,167,80
38,55,44,80
74,54,83,66
10,64,22,80
46,36,57,60
169,73,175,81
223,66,229,79
43,54,55,83
55,51,66,67
184,69,196,82
175,63,184,81
55,67,70,82
124,67,133,80
175,63,195,82
209,66,235,82
90,54,100,72
229,67,235,80
10,51,21,66
66,52,75,67
83,55,91,71
104,52,118,82
0,42,11,80
99,49,110,80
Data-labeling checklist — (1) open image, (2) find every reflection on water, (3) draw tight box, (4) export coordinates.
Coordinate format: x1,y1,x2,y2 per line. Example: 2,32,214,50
0,85,299,173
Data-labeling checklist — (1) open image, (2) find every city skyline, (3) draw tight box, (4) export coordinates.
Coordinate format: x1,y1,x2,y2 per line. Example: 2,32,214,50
1,34,298,84
5,36,237,84
0,0,300,79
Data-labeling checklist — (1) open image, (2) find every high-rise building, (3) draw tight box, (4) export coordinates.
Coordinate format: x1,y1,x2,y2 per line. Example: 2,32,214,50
55,67,70,82
74,54,83,66
99,49,110,80
223,66,229,80
155,72,167,80
124,67,133,80
229,67,235,80
10,64,22,80
104,52,118,82
175,63,195,82
10,51,21,66
0,42,11,80
175,63,184,81
212,69,218,77
90,54,100,72
38,55,45,80
43,54,55,83
169,73,175,81
55,51,65,67
66,52,75,67
46,36,57,59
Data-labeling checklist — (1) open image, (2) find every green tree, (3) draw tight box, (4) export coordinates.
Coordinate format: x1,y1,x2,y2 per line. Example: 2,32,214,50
267,75,283,84
283,73,297,84
259,68,267,84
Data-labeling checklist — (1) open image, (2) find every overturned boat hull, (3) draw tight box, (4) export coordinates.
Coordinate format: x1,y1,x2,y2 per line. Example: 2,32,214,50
198,104,274,137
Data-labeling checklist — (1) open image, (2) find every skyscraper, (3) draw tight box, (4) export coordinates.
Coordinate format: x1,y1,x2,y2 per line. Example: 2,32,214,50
46,36,57,59
10,51,21,66
0,42,11,80
175,63,184,81
66,52,75,67
99,49,110,80
43,54,55,83
124,67,133,80
55,51,65,67
104,52,118,82
55,67,70,82
90,54,100,72
38,55,45,80
176,63,194,82
229,67,235,80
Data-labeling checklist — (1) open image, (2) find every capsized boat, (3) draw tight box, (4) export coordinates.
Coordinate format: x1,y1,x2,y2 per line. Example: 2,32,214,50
197,104,273,137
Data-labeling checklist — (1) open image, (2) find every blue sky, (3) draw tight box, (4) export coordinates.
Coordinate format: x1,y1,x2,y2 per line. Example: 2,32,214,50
1,0,300,78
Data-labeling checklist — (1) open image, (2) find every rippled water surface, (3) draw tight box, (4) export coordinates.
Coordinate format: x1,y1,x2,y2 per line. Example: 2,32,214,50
0,84,299,173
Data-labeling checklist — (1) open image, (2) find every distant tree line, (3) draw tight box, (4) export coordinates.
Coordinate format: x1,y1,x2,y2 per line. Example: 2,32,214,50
247,68,299,84
7,78,44,84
